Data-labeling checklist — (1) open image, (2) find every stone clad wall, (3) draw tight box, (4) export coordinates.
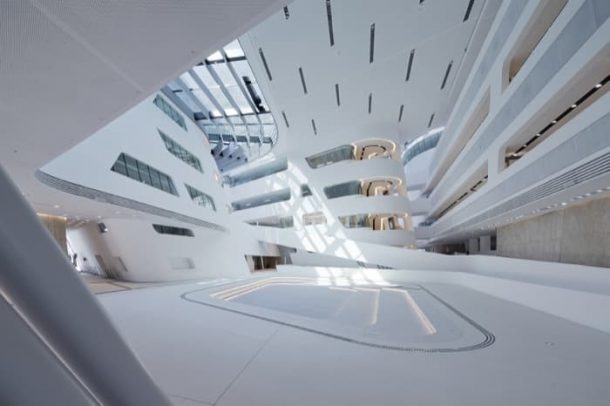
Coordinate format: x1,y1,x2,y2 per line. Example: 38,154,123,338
497,197,610,267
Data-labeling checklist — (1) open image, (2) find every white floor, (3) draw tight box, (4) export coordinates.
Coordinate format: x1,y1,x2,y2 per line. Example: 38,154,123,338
97,276,610,406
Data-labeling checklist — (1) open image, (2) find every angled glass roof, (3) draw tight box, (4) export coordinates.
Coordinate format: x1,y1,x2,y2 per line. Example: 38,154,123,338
163,39,277,168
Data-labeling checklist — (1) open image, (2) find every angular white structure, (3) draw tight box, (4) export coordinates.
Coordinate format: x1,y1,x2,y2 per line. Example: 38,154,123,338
1,0,610,404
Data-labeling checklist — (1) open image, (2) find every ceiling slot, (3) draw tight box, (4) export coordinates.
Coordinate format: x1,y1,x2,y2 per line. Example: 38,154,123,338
368,93,373,114
406,49,415,81
369,23,376,63
428,113,435,128
299,67,308,94
326,0,335,46
311,119,318,135
463,0,475,22
282,110,290,128
398,105,404,122
335,83,341,106
441,60,453,89
259,48,272,81
283,6,290,20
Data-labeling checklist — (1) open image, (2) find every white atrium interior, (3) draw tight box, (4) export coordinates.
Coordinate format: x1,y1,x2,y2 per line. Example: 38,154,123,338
1,0,610,405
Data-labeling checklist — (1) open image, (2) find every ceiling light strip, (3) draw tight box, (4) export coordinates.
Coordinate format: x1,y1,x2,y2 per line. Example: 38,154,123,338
326,0,335,46
369,23,376,63
335,83,341,106
463,0,475,22
441,61,453,90
299,67,308,94
258,48,272,81
406,49,415,81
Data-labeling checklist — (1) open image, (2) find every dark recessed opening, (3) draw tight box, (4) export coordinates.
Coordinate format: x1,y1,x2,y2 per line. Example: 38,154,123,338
406,49,415,81
259,48,272,81
369,23,376,63
326,0,335,46
441,61,453,90
299,67,308,94
335,83,341,106
463,0,475,22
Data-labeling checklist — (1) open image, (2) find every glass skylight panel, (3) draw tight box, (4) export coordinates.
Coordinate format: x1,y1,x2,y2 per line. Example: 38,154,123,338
175,90,200,112
223,40,245,59
159,38,277,164
207,51,223,62
225,107,239,116
193,66,218,89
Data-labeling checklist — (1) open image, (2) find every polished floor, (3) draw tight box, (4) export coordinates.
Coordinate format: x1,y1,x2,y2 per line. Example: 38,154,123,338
97,275,610,406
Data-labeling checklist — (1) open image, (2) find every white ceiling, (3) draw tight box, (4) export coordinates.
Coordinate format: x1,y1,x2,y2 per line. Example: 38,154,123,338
240,0,497,158
0,0,285,220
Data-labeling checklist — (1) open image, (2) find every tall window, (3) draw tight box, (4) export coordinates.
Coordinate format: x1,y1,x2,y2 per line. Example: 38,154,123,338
159,131,203,172
185,184,216,211
153,95,187,131
111,153,178,196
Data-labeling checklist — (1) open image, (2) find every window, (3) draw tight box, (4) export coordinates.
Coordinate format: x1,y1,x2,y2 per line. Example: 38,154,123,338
247,216,294,228
231,188,291,211
223,158,288,187
402,131,442,165
324,181,362,199
152,224,194,237
159,131,203,172
306,145,355,169
111,153,178,195
301,184,312,197
303,212,327,226
185,184,216,211
153,95,187,131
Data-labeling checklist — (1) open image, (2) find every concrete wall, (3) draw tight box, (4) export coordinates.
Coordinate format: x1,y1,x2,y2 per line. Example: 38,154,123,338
497,197,610,267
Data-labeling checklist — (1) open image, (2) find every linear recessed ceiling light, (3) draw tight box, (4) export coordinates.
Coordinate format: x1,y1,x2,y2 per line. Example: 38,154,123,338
335,83,341,106
258,48,272,81
311,119,318,135
326,0,335,46
428,113,435,128
463,0,475,22
398,104,404,122
369,23,376,63
282,110,289,128
441,61,453,90
299,67,308,94
368,93,373,114
405,50,415,81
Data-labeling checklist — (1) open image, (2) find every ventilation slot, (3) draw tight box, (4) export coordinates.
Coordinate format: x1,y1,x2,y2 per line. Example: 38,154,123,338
405,50,415,81
335,83,341,106
282,110,290,128
398,105,404,123
259,48,272,81
326,0,335,46
299,67,308,94
463,0,475,22
311,119,318,135
368,93,373,114
283,6,290,20
428,113,435,128
369,23,376,63
441,61,453,90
